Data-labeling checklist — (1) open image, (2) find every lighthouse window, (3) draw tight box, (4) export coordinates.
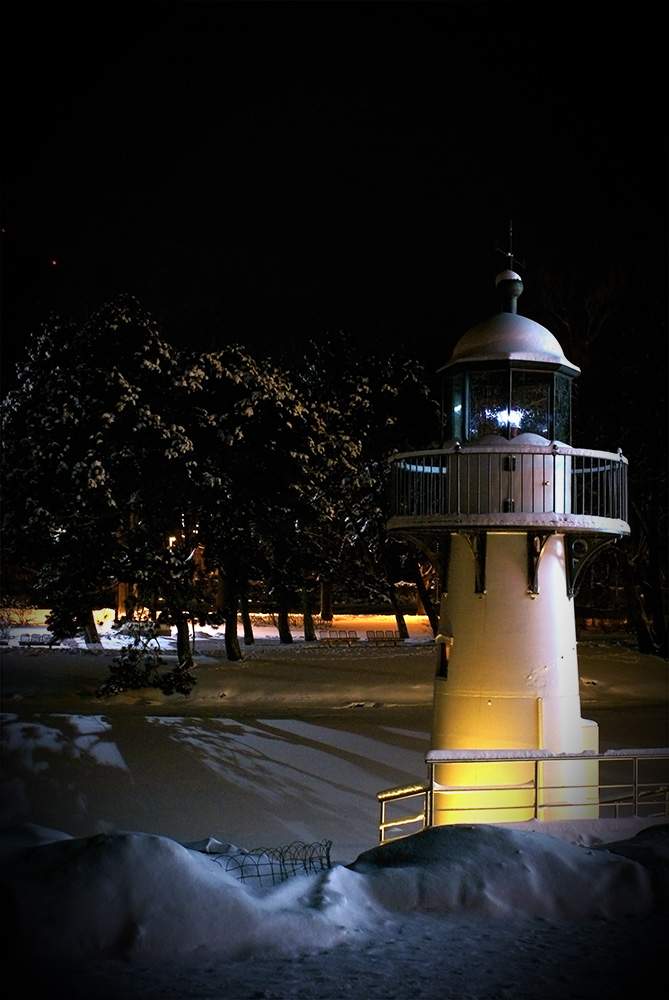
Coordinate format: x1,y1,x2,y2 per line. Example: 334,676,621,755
510,371,552,438
554,374,572,443
468,371,508,440
443,375,464,440
447,369,574,443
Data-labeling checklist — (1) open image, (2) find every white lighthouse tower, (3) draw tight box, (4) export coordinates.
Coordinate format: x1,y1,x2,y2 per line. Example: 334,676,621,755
387,269,630,823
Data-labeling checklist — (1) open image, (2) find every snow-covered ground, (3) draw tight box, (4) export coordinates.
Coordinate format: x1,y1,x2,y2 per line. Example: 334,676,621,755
1,614,667,999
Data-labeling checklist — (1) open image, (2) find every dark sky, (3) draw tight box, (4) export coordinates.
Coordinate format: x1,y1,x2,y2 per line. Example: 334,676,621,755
2,4,665,389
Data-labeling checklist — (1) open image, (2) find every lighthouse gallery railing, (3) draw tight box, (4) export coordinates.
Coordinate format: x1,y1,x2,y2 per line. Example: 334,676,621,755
389,446,628,526
378,749,669,843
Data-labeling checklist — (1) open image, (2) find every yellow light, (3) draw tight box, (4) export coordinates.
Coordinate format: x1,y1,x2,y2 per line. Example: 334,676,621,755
430,758,599,825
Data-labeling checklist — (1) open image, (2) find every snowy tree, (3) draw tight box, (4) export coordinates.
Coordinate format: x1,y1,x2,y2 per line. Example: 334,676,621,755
180,345,335,654
2,298,440,664
288,332,440,633
1,296,199,659
536,266,668,656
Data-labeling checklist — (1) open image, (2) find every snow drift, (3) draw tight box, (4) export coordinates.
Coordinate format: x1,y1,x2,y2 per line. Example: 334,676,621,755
3,822,665,965
346,824,661,919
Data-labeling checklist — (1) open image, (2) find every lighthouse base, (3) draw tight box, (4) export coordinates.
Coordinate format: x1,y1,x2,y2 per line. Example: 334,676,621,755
534,717,599,822
429,532,600,823
430,717,600,825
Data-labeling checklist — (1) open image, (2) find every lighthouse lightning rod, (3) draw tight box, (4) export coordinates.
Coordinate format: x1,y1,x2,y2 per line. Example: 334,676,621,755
495,220,526,272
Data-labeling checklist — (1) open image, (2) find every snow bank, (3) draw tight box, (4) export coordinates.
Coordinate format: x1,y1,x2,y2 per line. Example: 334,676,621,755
346,824,659,920
3,826,349,962
3,822,665,966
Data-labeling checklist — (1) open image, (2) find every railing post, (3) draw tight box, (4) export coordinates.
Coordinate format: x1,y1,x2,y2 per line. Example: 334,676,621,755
455,449,461,513
426,761,433,827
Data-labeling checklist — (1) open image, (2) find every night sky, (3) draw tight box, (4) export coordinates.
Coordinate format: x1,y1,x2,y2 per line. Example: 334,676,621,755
2,5,665,391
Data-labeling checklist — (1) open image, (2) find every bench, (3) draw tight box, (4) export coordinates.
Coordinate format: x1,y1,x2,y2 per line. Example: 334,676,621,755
366,629,403,645
18,632,61,647
318,630,359,645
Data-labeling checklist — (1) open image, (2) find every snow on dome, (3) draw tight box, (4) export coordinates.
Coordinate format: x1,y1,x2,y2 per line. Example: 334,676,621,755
494,269,523,285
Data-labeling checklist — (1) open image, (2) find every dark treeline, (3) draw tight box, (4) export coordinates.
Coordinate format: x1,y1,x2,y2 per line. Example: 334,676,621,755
1,278,666,660
0,295,440,660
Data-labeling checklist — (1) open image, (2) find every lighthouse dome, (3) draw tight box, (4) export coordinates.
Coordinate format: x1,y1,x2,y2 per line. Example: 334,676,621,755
440,271,581,377
441,312,581,376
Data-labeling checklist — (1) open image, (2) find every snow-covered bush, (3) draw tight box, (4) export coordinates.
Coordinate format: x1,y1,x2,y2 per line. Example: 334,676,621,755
96,624,196,698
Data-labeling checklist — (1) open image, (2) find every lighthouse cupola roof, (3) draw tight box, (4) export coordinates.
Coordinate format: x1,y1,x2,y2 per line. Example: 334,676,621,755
440,271,581,378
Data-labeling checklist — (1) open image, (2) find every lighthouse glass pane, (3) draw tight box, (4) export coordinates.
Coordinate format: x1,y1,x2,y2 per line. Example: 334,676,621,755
468,371,509,440
554,374,572,443
510,371,552,438
443,375,464,440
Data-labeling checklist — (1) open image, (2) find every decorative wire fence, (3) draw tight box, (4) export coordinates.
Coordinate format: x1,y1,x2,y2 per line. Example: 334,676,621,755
214,840,333,887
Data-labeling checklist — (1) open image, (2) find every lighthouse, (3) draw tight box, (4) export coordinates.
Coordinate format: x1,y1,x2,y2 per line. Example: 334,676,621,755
387,269,630,823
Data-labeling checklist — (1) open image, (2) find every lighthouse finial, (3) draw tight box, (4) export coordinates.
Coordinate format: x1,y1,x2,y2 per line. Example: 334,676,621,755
494,222,525,312
496,220,525,275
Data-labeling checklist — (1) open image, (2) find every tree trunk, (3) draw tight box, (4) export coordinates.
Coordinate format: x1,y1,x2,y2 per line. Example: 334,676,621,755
320,580,333,623
176,616,192,665
83,608,101,645
224,606,243,660
302,585,316,642
224,587,243,661
218,571,243,660
410,554,439,636
216,572,225,613
240,591,255,645
277,604,293,644
149,592,159,621
388,585,409,639
620,551,655,655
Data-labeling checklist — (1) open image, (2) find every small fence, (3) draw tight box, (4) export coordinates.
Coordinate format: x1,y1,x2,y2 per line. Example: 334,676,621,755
215,840,332,887
378,749,669,843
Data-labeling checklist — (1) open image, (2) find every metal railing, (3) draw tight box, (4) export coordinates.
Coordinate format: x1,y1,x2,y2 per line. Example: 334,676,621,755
389,446,628,529
378,748,669,843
